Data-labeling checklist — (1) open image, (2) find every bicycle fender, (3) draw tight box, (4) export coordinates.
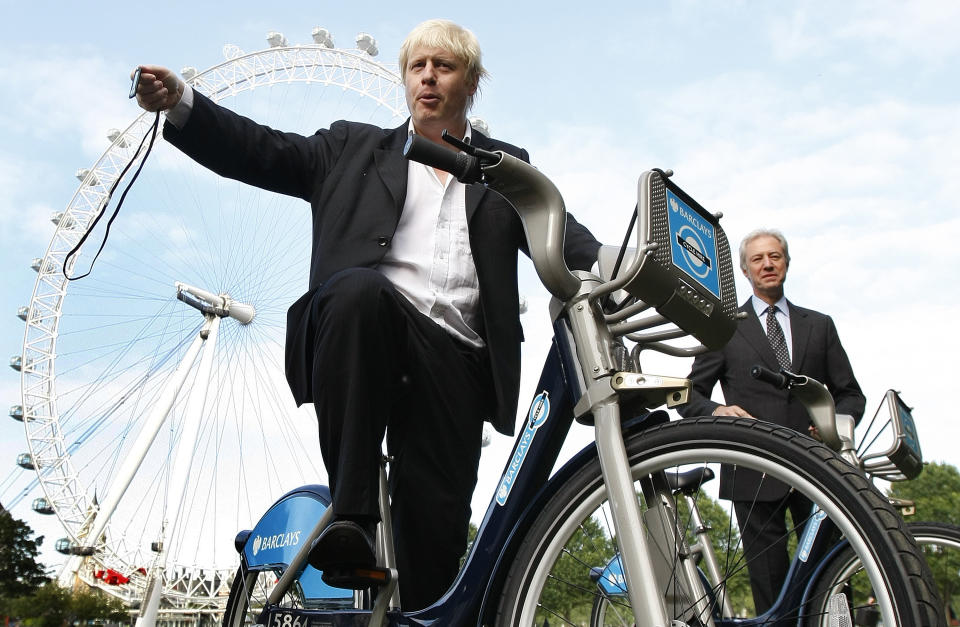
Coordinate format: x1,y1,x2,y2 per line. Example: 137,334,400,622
241,484,332,568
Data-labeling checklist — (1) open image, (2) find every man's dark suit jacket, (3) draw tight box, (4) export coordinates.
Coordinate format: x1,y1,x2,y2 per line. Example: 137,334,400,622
164,91,601,437
678,299,865,501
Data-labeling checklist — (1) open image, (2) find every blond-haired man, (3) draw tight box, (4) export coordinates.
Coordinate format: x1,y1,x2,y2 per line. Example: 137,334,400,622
134,19,600,609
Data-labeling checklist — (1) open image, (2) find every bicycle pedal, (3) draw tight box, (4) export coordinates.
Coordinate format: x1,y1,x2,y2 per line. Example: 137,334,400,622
321,566,393,590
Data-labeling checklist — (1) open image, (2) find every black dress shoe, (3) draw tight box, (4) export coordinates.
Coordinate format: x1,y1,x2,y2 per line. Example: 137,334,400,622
308,519,378,589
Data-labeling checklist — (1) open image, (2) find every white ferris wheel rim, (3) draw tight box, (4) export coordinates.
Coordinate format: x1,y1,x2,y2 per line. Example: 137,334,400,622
19,38,405,607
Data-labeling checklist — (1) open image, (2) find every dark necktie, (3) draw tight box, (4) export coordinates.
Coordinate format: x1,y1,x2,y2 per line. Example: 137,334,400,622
765,305,791,370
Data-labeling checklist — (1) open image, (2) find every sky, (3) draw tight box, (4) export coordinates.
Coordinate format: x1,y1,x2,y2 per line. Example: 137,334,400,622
1,0,959,576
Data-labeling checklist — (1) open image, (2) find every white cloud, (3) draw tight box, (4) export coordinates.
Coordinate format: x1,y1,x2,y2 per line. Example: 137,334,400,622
764,0,960,67
0,52,146,259
0,52,136,155
834,0,960,65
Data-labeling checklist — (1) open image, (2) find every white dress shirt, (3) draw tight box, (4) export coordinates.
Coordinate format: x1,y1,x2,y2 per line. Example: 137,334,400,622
752,294,792,361
377,123,483,349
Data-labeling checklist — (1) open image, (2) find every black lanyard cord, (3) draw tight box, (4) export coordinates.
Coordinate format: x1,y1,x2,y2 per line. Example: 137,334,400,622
64,110,161,281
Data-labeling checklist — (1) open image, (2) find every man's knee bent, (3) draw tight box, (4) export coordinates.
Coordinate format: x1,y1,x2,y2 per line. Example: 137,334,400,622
313,268,398,321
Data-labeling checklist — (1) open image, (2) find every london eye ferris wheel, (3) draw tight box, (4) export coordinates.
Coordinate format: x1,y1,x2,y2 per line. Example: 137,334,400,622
13,26,411,616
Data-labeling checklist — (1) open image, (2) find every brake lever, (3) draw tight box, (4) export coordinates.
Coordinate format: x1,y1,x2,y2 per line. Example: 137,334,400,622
441,129,501,165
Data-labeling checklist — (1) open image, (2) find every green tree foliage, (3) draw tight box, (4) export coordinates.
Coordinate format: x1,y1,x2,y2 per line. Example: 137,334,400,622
888,461,960,619
8,583,71,627
889,461,960,524
461,522,479,568
8,582,127,626
0,509,49,615
537,515,616,624
66,586,130,623
0,509,129,623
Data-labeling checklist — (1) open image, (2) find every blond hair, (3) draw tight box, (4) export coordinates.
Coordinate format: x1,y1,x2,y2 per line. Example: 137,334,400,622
399,19,488,107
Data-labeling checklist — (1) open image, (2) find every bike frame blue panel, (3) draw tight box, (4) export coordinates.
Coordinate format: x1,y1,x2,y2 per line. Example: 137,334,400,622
242,484,351,602
597,554,627,596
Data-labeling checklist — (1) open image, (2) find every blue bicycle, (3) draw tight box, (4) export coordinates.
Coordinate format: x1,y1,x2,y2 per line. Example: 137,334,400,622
220,136,942,626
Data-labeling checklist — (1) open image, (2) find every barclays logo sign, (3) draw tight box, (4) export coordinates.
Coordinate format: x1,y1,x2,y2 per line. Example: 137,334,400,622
251,530,302,556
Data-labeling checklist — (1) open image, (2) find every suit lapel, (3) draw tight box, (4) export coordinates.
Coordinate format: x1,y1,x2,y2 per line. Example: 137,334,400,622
373,123,410,214
787,300,810,370
738,301,783,370
376,122,493,221
466,185,489,222
465,131,494,221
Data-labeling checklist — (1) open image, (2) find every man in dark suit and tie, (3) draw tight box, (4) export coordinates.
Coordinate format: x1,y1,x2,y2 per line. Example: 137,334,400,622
677,228,864,615
132,19,600,609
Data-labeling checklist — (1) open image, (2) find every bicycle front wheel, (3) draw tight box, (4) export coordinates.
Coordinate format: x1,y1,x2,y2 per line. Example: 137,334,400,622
805,521,960,627
495,416,942,626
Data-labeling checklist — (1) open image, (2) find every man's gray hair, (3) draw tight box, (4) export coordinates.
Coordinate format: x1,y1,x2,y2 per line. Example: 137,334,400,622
739,229,790,271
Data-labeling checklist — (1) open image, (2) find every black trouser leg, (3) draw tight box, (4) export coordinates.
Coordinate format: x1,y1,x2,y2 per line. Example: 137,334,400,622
308,268,405,520
386,323,487,611
303,267,488,610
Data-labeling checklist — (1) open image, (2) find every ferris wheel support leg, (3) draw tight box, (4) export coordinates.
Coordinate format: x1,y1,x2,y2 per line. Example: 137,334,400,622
136,315,222,626
135,575,163,627
76,320,210,554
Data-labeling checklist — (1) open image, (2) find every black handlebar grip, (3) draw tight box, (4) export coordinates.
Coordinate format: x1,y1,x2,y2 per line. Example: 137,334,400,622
751,365,789,389
402,135,481,183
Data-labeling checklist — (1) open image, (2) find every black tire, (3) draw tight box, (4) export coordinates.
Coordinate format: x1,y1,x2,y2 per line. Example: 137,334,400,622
495,416,943,627
221,566,256,627
805,521,960,627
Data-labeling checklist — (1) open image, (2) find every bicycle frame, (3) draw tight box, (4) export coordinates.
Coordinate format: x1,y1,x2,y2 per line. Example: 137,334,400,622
240,308,682,624
235,151,742,625
227,143,937,626
242,350,864,626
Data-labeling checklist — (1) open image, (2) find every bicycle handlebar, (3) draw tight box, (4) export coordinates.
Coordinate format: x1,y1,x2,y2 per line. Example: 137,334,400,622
750,365,789,389
751,364,849,454
403,134,485,184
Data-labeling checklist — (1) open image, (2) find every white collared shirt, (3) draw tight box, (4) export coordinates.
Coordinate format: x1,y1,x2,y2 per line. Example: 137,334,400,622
752,295,792,361
377,122,484,348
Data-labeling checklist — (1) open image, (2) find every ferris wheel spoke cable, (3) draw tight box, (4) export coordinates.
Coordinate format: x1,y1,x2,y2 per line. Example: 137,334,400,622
59,369,174,471
61,279,175,300
57,323,196,429
235,343,320,480
55,314,183,340
56,324,192,370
